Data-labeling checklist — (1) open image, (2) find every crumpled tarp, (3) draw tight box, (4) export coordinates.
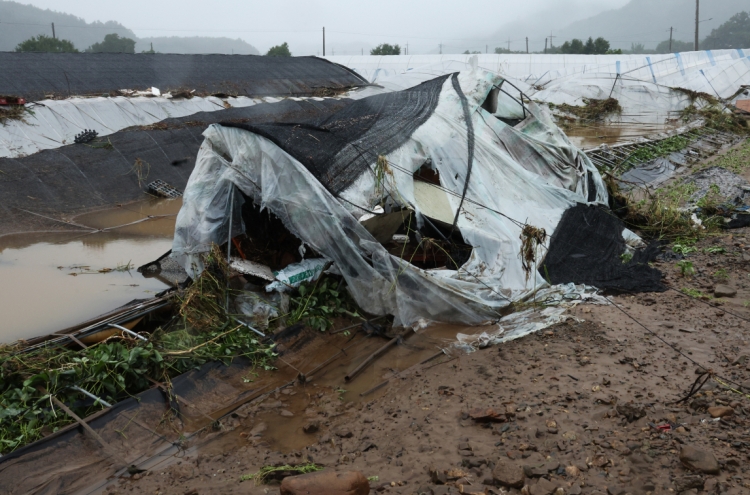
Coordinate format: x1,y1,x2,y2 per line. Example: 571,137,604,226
172,67,614,326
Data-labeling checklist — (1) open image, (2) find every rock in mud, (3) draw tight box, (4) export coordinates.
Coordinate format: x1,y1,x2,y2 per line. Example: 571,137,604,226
492,458,525,488
529,478,557,495
280,470,369,495
674,475,704,492
616,402,647,422
713,284,737,298
707,406,734,418
303,421,320,434
679,445,720,474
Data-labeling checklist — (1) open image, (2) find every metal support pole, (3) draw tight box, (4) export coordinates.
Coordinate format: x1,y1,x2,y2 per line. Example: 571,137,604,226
109,323,148,341
236,320,266,338
225,186,235,311
323,27,325,56
51,22,55,39
71,385,113,408
695,0,699,51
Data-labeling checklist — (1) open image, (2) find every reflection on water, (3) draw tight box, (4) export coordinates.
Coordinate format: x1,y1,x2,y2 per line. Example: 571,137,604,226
0,199,181,343
565,122,678,149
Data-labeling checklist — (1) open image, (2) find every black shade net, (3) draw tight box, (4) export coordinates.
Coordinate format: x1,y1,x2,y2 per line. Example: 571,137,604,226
0,98,349,233
542,204,665,293
222,74,451,194
0,53,366,101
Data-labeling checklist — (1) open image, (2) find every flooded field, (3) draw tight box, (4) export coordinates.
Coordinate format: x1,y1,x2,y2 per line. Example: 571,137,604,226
565,121,678,149
0,198,181,343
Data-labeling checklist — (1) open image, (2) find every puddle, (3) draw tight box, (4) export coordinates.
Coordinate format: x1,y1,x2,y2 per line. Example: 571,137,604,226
251,323,482,453
0,198,181,343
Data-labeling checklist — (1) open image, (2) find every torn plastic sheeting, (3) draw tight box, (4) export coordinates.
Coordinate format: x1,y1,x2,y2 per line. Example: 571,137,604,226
452,284,607,352
332,51,750,127
234,290,289,330
230,257,275,281
172,68,618,326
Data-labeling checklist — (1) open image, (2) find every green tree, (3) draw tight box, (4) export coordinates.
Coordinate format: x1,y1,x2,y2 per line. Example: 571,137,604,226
654,39,694,53
593,37,610,54
560,37,610,55
703,11,750,49
266,42,291,57
15,35,78,53
371,43,401,55
463,50,482,54
87,33,136,53
629,42,648,54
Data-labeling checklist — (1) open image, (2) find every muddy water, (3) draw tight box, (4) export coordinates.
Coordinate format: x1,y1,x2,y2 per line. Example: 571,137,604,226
0,198,182,343
250,323,482,453
565,122,678,149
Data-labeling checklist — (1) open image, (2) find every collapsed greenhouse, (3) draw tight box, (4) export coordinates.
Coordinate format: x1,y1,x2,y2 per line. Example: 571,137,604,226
1,49,749,494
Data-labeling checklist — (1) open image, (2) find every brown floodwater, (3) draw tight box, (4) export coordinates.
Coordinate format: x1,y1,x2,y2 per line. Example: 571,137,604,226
0,198,182,343
565,122,678,149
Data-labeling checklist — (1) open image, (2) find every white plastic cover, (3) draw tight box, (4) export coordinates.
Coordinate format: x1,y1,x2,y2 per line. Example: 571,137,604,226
0,94,325,159
172,68,609,326
330,50,750,127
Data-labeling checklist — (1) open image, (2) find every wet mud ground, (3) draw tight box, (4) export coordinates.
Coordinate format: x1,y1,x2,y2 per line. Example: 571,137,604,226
106,227,750,495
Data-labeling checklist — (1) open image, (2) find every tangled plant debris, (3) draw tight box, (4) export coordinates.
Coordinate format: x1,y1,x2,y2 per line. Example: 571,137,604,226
552,97,623,122
240,463,323,484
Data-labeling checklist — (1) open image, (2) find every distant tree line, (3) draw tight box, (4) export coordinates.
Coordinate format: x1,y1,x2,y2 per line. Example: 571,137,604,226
15,32,142,53
371,43,401,55
568,10,749,55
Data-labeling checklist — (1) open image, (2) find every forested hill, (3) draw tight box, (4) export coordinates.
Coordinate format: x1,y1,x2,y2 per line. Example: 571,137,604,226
136,37,259,55
0,1,135,51
0,1,259,54
555,0,749,50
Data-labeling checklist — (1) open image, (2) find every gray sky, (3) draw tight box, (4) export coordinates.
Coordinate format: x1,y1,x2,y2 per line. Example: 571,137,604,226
20,0,630,54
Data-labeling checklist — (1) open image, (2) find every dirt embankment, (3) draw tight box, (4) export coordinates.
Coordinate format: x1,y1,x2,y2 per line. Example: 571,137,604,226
109,226,750,495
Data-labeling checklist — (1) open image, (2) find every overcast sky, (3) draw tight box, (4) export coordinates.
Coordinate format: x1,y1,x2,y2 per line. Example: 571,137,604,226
19,0,632,54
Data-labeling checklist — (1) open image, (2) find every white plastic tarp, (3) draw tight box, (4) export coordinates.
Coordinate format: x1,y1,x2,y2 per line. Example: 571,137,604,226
172,68,609,326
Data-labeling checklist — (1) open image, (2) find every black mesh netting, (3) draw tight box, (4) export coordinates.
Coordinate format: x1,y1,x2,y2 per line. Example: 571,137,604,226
0,98,349,233
0,53,366,101
221,74,451,194
542,204,665,293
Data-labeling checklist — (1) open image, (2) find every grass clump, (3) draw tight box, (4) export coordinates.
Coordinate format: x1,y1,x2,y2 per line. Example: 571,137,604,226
241,463,323,484
288,276,359,332
555,97,622,122
705,138,750,174
677,260,695,278
0,105,28,125
681,105,748,134
682,287,711,299
624,181,702,240
625,135,691,165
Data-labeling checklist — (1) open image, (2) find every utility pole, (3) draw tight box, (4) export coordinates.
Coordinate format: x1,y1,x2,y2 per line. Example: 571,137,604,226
544,38,548,54
439,42,442,54
323,27,326,56
51,22,55,39
526,37,529,54
507,37,511,52
486,44,488,54
406,42,409,55
694,0,699,51
669,27,673,52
